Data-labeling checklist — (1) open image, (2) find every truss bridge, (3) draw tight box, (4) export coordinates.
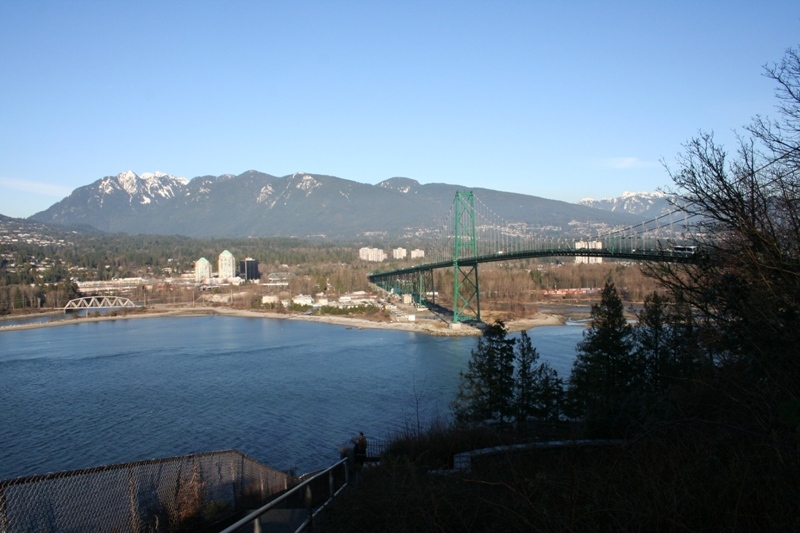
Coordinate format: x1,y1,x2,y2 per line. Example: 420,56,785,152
64,296,138,310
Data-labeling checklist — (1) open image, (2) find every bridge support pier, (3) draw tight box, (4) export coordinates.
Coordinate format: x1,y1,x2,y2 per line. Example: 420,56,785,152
371,270,435,308
415,269,435,307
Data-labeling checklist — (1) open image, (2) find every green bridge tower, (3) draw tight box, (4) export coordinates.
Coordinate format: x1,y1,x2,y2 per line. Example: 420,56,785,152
453,191,480,323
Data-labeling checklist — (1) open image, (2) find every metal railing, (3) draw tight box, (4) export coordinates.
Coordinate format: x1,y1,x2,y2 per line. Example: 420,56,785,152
339,436,388,463
220,457,351,533
365,437,388,461
0,450,292,532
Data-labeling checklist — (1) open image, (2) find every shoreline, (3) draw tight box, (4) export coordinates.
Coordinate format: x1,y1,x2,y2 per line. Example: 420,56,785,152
0,306,569,336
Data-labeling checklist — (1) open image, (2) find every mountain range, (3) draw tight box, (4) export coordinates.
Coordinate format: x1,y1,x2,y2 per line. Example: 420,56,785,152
28,170,653,241
578,191,677,218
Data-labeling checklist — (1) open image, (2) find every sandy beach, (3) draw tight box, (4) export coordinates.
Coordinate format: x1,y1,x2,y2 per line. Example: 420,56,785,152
0,305,567,336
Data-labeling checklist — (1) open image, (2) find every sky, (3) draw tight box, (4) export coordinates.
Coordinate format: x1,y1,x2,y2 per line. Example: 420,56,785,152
1,1,799,218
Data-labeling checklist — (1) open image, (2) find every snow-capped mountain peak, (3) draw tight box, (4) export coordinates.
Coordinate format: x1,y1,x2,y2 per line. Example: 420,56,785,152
95,171,189,205
578,191,675,217
116,170,139,195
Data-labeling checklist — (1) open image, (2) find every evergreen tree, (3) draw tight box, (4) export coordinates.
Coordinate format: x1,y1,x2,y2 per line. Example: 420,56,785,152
633,292,672,395
513,330,539,429
452,321,516,425
566,281,636,431
633,292,704,397
12,286,23,309
532,361,564,423
0,285,8,314
514,330,564,428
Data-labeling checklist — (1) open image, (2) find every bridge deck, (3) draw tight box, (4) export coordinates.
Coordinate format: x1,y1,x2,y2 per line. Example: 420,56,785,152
369,247,693,282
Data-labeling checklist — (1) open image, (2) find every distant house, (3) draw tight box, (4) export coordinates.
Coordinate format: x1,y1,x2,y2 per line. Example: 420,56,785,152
292,294,314,306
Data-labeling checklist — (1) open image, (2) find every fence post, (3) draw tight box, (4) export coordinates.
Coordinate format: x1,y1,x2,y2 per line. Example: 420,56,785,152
306,485,313,531
0,485,8,533
127,467,139,533
230,457,238,512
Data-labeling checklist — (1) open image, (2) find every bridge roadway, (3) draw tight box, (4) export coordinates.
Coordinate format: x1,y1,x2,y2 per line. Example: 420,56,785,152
368,247,693,283
369,246,695,323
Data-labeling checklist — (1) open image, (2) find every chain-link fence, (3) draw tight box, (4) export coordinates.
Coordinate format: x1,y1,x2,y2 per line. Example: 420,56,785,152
0,449,294,532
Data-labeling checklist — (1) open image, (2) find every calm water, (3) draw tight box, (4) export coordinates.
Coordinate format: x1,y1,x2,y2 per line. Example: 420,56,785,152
0,316,583,479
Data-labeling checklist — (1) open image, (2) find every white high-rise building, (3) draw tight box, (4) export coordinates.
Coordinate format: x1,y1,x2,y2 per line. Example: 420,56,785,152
392,247,407,259
574,241,603,264
218,250,236,279
410,249,425,259
195,257,212,282
358,247,387,262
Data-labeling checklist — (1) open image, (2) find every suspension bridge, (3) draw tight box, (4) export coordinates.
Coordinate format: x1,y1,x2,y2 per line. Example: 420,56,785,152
368,191,697,324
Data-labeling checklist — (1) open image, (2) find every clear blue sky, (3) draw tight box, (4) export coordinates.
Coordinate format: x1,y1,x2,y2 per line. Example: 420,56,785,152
1,1,798,218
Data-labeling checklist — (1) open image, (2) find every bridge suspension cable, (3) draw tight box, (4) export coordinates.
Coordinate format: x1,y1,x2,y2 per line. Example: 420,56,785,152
369,190,704,324
422,191,706,265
